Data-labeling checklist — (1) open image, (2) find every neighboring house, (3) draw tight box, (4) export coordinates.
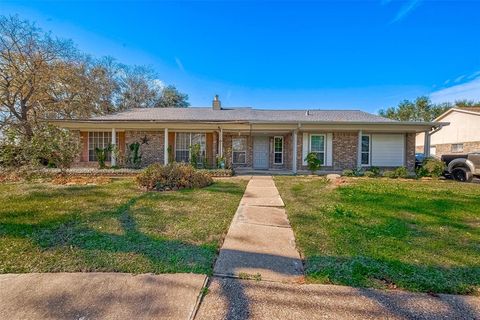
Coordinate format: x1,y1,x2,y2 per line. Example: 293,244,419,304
416,107,480,158
51,96,443,173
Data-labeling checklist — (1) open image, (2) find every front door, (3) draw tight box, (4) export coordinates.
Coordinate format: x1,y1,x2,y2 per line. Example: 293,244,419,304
253,136,269,169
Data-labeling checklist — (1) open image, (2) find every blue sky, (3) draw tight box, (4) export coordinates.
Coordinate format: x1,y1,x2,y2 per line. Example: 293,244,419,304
2,1,480,112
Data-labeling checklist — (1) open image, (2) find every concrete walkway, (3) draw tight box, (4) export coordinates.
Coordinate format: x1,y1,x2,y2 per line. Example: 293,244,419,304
196,277,480,320
0,273,207,320
212,176,304,283
196,175,480,320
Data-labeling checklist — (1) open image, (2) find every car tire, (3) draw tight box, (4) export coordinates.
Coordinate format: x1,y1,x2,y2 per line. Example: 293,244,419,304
452,167,473,182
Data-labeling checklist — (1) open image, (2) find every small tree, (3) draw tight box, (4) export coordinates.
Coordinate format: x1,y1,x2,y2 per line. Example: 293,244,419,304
189,143,201,168
95,145,111,169
28,125,80,173
127,142,142,168
305,152,322,174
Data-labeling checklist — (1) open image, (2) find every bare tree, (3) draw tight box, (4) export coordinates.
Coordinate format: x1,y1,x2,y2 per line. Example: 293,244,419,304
0,15,82,138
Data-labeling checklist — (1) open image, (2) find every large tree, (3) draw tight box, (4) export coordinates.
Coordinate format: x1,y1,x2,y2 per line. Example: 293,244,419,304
0,15,84,138
0,15,190,141
155,85,190,108
379,96,450,122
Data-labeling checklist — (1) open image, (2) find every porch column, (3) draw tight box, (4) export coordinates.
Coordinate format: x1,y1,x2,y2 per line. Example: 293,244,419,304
424,130,430,158
357,130,363,169
164,128,169,165
292,130,297,174
111,128,117,166
219,127,224,157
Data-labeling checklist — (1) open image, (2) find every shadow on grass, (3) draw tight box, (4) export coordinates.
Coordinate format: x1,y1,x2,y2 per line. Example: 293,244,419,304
0,189,229,274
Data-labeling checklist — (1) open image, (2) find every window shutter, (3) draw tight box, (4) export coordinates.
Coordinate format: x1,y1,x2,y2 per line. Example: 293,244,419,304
326,133,333,166
302,132,309,165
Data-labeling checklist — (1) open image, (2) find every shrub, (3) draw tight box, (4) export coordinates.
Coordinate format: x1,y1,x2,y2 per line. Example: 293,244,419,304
419,158,445,178
305,152,322,174
136,163,213,191
382,170,397,178
394,166,408,178
368,166,381,177
127,142,142,168
189,143,202,168
95,145,111,169
342,169,355,177
363,171,376,178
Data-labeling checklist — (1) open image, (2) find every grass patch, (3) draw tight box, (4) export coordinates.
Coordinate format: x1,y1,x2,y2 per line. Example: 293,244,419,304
275,176,480,295
0,177,247,274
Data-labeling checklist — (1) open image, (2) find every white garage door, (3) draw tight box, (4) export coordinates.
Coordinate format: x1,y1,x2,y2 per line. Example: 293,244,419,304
371,134,405,167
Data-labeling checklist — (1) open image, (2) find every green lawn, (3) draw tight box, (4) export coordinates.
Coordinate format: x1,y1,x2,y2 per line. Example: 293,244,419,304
0,178,247,274
275,176,480,295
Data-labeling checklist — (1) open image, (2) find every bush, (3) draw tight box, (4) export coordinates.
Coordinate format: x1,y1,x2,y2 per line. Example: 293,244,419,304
363,171,376,178
305,152,322,174
342,169,355,177
135,163,213,191
394,166,408,178
418,158,445,178
367,166,380,177
382,170,397,178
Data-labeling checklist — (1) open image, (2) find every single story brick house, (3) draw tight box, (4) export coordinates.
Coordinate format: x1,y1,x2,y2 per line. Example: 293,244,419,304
51,96,444,173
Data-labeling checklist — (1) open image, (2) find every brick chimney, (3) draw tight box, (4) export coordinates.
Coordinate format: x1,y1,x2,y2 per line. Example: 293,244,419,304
212,94,221,110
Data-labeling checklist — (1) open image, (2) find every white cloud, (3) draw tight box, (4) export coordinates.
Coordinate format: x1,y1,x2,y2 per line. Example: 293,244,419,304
430,77,480,103
454,74,466,83
390,0,422,23
175,57,186,73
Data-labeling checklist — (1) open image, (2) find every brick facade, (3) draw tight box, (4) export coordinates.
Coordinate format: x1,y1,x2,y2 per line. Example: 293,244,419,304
433,141,480,158
405,133,416,171
333,132,358,171
125,131,164,166
223,134,253,168
73,129,417,172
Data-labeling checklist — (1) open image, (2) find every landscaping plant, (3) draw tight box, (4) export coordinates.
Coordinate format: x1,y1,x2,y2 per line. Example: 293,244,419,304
189,143,202,168
127,142,142,168
95,145,111,169
417,157,445,178
305,152,322,174
136,162,213,191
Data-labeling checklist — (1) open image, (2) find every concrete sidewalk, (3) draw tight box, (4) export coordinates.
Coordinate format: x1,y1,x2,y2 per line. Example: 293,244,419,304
0,273,207,320
213,176,303,283
196,277,480,320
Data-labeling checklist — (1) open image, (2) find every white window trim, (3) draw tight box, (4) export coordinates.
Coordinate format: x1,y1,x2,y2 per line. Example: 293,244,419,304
88,131,118,162
361,134,371,166
309,134,326,165
232,137,247,164
273,136,283,165
174,132,206,163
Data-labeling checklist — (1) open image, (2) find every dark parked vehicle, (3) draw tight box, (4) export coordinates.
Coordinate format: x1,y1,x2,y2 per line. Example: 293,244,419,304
441,153,480,182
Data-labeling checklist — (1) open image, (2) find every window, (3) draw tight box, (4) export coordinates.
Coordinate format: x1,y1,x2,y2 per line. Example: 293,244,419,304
232,137,247,164
274,136,283,164
451,143,464,153
361,135,370,165
175,133,206,163
310,135,325,165
88,132,118,162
